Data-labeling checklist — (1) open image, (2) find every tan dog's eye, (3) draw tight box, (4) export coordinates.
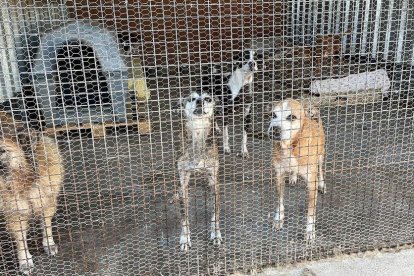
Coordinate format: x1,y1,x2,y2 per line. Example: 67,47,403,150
204,97,212,103
286,114,297,121
272,112,277,119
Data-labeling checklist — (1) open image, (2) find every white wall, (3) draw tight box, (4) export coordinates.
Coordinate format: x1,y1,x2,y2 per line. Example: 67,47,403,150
287,0,413,64
0,0,20,101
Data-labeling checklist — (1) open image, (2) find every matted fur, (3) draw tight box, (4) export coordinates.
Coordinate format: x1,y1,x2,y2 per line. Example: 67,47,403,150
0,111,63,275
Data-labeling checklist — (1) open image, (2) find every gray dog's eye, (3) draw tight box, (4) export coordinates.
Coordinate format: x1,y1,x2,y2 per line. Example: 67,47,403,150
190,97,197,102
286,114,297,121
204,97,212,103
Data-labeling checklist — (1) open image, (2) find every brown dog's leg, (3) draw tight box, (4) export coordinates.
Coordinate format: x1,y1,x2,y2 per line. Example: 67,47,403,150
5,209,33,275
41,206,59,256
207,163,221,245
179,170,192,252
306,168,318,242
273,170,285,230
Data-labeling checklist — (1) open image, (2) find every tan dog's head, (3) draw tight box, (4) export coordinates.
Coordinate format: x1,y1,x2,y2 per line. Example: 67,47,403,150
267,99,308,143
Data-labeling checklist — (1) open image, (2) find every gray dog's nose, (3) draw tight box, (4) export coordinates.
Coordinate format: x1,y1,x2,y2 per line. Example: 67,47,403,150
193,99,205,115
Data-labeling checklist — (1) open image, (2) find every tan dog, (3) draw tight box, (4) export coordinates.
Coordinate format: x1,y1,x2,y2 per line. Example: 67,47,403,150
267,99,325,242
0,112,63,274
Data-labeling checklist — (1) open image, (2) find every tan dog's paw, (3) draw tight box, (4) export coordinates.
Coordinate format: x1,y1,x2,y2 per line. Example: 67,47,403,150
273,208,285,230
290,173,298,185
180,233,192,252
306,222,316,243
180,226,192,252
210,230,223,246
237,150,249,158
44,243,58,256
272,219,284,230
318,180,326,194
305,230,316,243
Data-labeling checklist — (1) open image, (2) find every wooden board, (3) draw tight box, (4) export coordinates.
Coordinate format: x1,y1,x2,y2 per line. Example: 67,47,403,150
43,120,151,138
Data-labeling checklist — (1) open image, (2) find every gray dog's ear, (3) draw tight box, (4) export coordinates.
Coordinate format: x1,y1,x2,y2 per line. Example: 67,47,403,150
214,95,220,104
173,97,185,113
264,102,273,114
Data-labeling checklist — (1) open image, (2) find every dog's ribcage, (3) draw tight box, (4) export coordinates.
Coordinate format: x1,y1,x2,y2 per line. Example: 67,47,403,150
180,120,216,170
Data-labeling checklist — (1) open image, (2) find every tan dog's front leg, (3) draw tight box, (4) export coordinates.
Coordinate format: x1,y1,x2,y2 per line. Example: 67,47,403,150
306,169,318,242
179,170,192,252
273,168,285,230
6,214,33,275
41,206,59,256
207,164,222,245
318,154,326,194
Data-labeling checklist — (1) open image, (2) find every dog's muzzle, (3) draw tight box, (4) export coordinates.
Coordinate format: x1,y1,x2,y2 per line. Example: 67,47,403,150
193,108,205,115
193,99,205,115
269,126,281,141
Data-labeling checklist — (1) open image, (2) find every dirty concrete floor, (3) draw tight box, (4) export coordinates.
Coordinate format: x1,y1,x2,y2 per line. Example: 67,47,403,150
255,247,414,276
1,100,413,275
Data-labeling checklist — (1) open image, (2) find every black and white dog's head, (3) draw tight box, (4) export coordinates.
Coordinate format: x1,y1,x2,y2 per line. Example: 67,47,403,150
177,92,216,121
233,50,260,74
198,50,261,105
226,50,260,99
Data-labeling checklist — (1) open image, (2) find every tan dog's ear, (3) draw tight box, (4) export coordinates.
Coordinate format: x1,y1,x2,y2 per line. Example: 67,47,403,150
302,100,320,120
307,106,320,119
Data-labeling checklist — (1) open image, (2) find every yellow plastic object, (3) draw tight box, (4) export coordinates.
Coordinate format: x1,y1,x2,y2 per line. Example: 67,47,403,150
128,78,150,101
128,57,150,101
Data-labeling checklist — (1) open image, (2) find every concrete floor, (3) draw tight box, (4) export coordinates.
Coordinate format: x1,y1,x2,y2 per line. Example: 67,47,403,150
254,247,414,276
1,101,413,275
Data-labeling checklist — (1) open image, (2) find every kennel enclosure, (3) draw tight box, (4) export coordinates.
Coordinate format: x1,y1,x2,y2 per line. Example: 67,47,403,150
0,1,413,275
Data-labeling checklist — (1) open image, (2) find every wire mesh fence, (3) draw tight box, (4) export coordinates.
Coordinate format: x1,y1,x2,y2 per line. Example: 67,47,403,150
0,0,413,275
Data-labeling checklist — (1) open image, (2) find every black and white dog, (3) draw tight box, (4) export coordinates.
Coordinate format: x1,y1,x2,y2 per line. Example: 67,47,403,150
201,50,259,157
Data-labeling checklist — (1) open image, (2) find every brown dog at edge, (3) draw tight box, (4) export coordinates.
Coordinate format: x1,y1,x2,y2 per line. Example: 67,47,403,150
0,111,63,274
